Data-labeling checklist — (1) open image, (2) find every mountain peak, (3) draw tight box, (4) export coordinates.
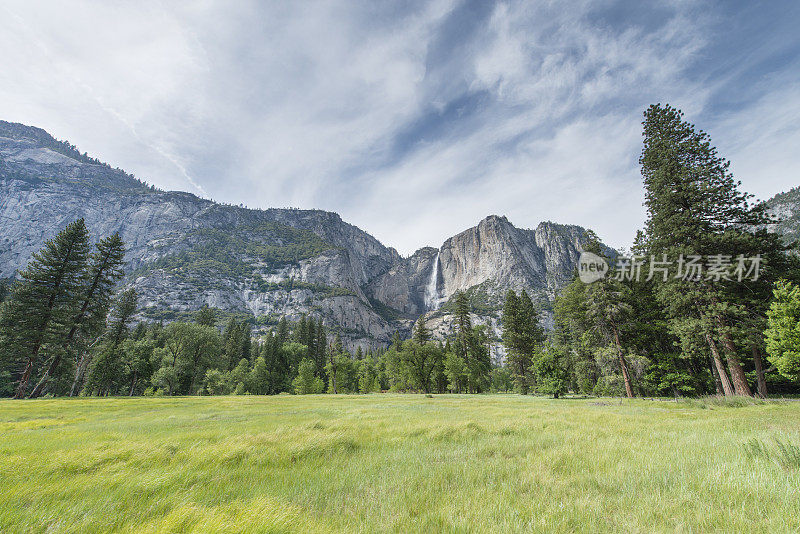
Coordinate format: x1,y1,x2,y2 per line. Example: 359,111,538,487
0,120,51,142
478,214,511,227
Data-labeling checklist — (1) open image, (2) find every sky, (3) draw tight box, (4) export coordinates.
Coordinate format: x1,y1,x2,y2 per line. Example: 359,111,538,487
2,0,799,256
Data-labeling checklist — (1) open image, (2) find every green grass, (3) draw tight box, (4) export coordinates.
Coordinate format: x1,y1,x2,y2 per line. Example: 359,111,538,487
1,395,799,533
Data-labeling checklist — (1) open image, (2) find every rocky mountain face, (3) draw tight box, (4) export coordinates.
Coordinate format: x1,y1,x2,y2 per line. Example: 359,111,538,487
365,215,595,359
765,187,800,243
368,216,590,312
1,120,598,349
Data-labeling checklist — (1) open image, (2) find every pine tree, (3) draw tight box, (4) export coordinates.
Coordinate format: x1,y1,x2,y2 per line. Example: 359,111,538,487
465,325,491,393
0,219,90,398
293,358,324,394
502,290,525,392
222,318,241,370
276,317,289,345
413,317,432,344
195,306,217,328
248,356,270,395
295,315,308,346
585,275,635,397
401,318,438,393
640,104,780,396
30,233,125,397
314,319,327,379
453,290,472,371
454,291,472,338
502,289,547,394
326,334,344,394
0,279,8,304
240,322,252,362
80,289,138,395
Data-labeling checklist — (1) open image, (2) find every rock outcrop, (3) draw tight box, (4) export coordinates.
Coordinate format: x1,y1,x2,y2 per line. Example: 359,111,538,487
368,215,592,316
1,120,606,348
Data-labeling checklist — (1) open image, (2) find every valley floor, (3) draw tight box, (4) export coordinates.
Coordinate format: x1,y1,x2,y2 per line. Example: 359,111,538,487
1,395,799,533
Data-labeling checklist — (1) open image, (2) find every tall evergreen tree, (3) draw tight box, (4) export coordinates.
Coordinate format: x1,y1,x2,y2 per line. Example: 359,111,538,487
80,288,138,396
0,279,8,305
314,319,327,379
0,219,90,398
326,334,345,394
276,317,290,345
640,104,785,396
240,322,252,362
413,317,432,344
585,275,636,397
222,318,241,370
401,318,438,393
502,289,547,393
195,306,217,328
30,233,125,397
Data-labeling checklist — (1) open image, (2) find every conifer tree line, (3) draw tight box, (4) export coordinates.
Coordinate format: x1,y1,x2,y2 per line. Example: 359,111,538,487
531,104,800,398
2,104,800,399
0,220,126,398
0,221,500,396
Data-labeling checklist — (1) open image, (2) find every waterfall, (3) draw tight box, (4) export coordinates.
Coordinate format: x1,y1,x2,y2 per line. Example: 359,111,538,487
424,251,441,311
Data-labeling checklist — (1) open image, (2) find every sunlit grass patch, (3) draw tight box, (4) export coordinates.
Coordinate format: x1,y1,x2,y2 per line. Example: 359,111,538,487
0,395,799,533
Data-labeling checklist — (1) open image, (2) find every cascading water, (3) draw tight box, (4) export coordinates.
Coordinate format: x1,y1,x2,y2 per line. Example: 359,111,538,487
424,251,441,311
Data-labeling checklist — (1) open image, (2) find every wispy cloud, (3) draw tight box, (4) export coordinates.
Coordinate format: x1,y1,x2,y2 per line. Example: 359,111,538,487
1,0,799,254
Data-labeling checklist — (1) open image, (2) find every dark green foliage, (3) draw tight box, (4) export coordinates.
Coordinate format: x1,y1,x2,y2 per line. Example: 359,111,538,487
502,289,546,393
293,358,324,394
81,289,138,395
222,318,253,371
765,280,800,382
150,322,223,395
395,320,442,393
0,219,90,398
134,222,336,286
533,345,569,398
541,104,800,398
0,279,8,304
490,366,513,393
31,233,126,397
195,306,218,328
358,353,380,393
639,104,798,397
445,291,492,393
120,336,156,396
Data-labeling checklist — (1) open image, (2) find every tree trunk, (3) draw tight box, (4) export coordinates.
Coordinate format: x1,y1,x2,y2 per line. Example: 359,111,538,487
14,359,34,399
751,345,767,398
18,237,81,399
709,356,723,395
705,331,734,396
29,260,109,398
29,368,51,398
612,327,634,398
704,292,752,396
718,328,752,396
129,372,137,396
70,352,90,397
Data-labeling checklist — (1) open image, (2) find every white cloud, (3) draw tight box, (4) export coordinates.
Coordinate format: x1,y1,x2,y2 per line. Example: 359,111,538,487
1,0,798,255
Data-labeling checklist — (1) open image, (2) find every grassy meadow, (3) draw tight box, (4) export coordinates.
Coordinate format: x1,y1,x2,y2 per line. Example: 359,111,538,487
1,395,799,533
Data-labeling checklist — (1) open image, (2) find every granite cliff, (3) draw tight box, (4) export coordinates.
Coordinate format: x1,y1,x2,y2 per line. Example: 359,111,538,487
1,120,601,348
